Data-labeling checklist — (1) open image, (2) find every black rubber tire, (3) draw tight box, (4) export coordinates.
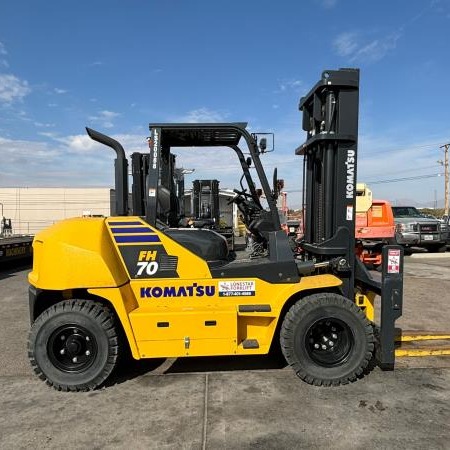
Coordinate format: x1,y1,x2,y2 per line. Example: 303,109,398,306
280,293,375,386
428,244,446,253
28,299,119,391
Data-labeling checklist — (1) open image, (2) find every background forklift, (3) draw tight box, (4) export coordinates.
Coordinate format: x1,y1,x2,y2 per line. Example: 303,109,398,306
28,68,406,391
184,179,235,251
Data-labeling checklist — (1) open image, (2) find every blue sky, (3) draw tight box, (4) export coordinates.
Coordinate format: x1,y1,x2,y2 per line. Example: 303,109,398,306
1,0,449,209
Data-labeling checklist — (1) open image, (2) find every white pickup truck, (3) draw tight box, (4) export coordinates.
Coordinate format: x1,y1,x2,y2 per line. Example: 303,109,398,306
392,206,447,253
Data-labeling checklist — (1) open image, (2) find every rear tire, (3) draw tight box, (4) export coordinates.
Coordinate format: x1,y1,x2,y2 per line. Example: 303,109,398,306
28,299,119,391
280,293,374,386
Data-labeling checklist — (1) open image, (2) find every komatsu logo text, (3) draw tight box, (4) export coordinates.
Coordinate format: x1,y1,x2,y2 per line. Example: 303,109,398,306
140,284,216,298
345,149,355,199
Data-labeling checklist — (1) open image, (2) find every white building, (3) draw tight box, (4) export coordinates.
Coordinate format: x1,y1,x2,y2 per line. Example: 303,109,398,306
0,188,112,235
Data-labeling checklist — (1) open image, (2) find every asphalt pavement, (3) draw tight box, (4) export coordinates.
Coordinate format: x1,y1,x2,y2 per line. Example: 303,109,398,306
0,256,449,449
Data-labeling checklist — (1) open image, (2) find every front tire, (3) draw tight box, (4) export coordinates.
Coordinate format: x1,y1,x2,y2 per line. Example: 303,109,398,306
280,293,374,386
28,299,119,391
428,244,446,253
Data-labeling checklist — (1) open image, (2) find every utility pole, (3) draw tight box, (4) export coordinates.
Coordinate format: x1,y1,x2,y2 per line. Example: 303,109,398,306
438,144,449,216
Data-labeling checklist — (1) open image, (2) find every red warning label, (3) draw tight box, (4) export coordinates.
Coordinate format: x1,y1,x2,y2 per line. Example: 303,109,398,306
387,249,401,274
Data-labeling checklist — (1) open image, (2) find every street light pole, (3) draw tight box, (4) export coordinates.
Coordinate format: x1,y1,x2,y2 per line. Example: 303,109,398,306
438,144,449,216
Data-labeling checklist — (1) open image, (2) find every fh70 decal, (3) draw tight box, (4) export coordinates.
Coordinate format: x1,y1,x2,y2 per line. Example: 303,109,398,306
136,250,159,276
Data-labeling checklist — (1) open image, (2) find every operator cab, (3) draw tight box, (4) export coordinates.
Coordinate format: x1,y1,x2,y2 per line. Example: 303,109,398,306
141,123,281,265
86,123,299,278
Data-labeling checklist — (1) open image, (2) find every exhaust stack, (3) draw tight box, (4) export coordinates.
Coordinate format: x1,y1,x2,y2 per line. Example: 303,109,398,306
86,127,129,216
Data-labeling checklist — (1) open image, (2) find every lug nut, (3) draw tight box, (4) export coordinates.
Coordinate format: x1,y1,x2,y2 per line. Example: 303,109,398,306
85,336,90,342
329,341,334,347
314,343,320,349
85,350,91,356
60,335,65,341
331,333,338,339
72,357,78,363
60,349,65,355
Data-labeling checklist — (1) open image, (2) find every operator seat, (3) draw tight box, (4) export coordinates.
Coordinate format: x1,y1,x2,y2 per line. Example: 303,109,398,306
164,228,230,267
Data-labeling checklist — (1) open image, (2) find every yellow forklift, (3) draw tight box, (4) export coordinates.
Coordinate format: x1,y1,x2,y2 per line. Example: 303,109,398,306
28,68,412,391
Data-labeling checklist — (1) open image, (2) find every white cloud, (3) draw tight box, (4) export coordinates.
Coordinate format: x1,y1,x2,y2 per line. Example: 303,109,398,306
275,79,303,94
34,122,55,128
3,123,443,209
333,31,402,63
41,131,147,157
88,110,120,129
54,88,67,94
175,107,228,123
0,74,31,103
333,32,359,57
0,43,8,68
0,135,114,187
317,0,337,8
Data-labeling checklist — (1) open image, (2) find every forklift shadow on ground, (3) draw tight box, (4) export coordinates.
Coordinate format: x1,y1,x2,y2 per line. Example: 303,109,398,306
109,352,289,387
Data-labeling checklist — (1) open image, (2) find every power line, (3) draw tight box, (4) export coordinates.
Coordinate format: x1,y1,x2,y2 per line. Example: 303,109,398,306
363,164,439,178
366,173,443,185
360,140,449,157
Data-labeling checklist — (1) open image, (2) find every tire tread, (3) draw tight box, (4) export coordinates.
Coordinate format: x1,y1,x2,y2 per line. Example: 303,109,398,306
280,293,375,386
28,299,119,392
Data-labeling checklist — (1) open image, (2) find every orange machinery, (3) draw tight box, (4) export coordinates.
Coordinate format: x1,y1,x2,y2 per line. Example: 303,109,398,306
355,183,395,267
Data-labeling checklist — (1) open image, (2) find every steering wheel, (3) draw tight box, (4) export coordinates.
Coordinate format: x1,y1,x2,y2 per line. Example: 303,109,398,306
227,188,253,205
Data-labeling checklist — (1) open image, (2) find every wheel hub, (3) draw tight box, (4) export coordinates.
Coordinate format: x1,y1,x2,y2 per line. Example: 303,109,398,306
306,318,353,367
48,325,97,373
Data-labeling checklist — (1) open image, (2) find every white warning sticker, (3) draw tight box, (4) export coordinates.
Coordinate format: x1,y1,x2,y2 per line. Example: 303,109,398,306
346,205,353,221
387,249,401,273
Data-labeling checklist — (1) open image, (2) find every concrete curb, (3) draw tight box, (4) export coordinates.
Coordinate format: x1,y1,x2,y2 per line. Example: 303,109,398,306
410,252,450,259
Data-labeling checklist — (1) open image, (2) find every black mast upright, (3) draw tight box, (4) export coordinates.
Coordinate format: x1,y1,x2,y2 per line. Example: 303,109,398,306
296,68,360,299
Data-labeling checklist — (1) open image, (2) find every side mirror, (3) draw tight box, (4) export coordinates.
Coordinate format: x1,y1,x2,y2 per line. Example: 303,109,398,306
259,138,267,152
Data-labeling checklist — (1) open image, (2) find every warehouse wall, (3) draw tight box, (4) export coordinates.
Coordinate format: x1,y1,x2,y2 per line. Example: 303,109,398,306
0,188,112,235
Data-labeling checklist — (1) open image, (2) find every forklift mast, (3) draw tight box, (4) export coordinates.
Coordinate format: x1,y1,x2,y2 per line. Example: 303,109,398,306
192,179,220,223
296,68,360,299
131,140,179,227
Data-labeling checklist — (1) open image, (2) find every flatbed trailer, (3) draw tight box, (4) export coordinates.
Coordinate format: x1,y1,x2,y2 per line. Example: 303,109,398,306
0,235,33,263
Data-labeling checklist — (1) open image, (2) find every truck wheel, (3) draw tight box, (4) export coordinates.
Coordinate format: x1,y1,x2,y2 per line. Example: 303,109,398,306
28,300,119,391
428,244,446,253
280,293,374,386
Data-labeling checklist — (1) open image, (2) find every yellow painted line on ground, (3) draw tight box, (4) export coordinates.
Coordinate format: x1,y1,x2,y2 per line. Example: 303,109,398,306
396,333,450,342
396,348,450,357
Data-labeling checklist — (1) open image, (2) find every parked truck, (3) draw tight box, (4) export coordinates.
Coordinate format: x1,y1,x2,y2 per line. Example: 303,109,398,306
392,206,447,253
